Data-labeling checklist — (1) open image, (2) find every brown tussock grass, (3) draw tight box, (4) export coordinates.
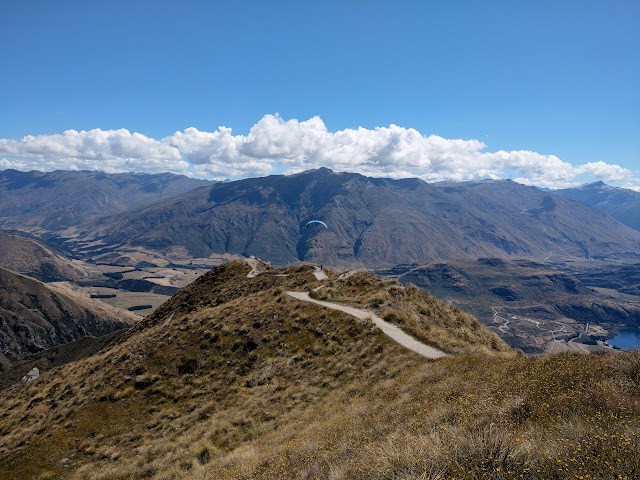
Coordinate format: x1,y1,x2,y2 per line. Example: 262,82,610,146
0,261,637,479
311,271,511,355
209,351,640,480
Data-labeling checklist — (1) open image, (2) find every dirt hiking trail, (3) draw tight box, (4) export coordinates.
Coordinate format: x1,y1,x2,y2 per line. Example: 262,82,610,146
286,291,448,360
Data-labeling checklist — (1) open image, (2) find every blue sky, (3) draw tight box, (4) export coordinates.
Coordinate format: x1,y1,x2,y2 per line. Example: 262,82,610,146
1,1,638,188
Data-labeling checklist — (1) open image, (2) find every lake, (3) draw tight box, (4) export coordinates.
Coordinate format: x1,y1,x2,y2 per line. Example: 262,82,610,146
606,327,640,351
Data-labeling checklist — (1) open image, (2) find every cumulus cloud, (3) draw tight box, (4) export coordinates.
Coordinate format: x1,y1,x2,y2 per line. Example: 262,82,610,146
0,114,637,189
575,161,630,181
0,129,187,174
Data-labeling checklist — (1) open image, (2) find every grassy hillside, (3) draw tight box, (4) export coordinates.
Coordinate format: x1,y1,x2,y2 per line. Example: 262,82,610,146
216,352,640,480
309,271,508,355
0,261,638,479
0,268,135,366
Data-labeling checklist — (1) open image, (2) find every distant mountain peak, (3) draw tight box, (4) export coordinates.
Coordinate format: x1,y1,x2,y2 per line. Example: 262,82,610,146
298,167,335,175
556,181,640,232
580,180,607,188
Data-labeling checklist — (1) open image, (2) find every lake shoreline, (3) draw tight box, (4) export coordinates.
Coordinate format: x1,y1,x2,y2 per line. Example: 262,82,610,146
605,326,640,351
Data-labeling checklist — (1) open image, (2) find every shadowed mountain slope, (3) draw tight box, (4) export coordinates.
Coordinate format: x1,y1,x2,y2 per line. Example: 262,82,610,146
556,181,640,232
0,261,639,479
77,169,640,268
0,329,127,389
572,262,640,297
0,231,86,282
0,169,213,232
0,268,135,365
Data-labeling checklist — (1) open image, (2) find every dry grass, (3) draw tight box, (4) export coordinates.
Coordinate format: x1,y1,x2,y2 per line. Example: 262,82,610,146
0,261,638,479
311,271,511,355
0,262,393,478
207,351,640,480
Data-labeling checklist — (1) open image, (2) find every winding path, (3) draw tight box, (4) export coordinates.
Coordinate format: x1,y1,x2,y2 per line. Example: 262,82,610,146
246,257,262,278
286,291,448,359
492,307,511,333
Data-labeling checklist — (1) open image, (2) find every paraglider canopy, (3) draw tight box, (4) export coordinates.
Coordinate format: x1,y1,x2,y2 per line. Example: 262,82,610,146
306,220,328,229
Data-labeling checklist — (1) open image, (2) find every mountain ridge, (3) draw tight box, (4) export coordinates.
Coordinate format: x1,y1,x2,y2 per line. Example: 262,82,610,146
0,169,214,232
557,181,640,232
69,168,640,268
0,231,86,282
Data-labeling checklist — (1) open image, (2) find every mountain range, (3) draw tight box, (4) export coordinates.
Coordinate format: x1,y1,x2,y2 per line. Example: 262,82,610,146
0,169,213,232
2,167,639,353
1,167,639,478
557,181,640,232
68,168,640,268
2,168,639,271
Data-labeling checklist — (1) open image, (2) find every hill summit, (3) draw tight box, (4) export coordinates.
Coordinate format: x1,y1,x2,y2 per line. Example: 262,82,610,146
1,260,639,479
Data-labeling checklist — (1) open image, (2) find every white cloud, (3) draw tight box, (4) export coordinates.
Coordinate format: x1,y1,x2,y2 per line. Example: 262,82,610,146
575,161,630,181
0,129,187,174
0,115,637,189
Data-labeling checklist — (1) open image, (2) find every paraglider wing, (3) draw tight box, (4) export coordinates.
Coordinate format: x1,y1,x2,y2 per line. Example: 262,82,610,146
305,220,328,229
